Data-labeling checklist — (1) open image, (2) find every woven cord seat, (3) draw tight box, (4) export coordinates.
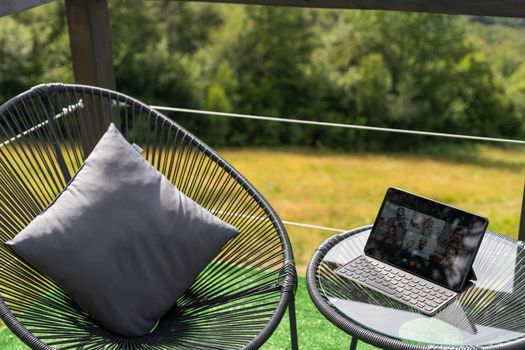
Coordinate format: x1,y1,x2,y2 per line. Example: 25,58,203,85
0,83,298,350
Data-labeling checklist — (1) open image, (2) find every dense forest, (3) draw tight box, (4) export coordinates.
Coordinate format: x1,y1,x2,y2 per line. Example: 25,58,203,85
1,2,525,150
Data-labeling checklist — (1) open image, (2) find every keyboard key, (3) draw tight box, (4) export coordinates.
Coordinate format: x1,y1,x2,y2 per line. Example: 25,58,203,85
367,280,396,295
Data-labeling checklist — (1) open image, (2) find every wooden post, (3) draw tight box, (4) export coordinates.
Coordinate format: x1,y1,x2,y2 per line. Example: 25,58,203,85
65,0,117,156
65,0,115,89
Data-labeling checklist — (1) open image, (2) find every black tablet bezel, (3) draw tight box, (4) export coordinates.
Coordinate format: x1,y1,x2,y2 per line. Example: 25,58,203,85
364,187,488,292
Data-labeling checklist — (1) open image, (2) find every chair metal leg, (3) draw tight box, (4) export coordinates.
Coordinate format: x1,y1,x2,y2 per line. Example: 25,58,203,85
349,336,358,350
289,293,299,350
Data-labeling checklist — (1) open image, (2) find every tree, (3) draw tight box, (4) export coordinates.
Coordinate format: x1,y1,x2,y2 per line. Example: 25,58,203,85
159,2,223,55
225,6,319,146
0,2,71,102
317,11,518,150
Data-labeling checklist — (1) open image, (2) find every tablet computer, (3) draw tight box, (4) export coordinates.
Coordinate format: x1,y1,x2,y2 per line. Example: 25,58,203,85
364,187,488,292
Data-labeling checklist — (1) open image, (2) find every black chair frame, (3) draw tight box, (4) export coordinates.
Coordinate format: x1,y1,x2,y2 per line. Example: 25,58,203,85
0,83,298,350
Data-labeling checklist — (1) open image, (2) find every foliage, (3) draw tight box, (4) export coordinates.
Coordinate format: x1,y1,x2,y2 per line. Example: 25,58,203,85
0,2,524,150
0,3,71,102
314,12,519,150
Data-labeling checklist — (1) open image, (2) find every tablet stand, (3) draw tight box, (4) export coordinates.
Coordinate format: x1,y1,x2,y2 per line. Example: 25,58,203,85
467,267,477,282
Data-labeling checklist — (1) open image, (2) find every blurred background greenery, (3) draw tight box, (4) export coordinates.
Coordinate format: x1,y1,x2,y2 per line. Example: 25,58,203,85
3,2,525,150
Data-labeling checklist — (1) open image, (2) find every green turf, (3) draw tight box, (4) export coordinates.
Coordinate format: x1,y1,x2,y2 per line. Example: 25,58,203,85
0,276,377,350
261,276,378,350
0,326,29,350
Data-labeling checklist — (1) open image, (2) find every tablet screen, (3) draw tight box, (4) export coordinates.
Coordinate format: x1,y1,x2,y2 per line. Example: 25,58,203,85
364,188,488,291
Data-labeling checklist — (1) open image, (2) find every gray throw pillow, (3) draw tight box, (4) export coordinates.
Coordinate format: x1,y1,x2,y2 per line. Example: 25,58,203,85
6,123,239,337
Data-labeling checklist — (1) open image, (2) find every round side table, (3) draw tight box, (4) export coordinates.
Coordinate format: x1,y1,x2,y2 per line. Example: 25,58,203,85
307,225,525,350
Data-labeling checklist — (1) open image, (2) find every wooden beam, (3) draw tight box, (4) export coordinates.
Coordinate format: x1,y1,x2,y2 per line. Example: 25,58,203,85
65,0,117,156
65,0,115,89
184,0,525,18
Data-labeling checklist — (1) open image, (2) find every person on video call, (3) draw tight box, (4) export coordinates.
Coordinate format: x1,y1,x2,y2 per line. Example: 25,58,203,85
442,227,465,250
443,247,461,272
382,225,398,246
419,218,434,237
409,236,429,259
386,207,407,243
386,207,407,230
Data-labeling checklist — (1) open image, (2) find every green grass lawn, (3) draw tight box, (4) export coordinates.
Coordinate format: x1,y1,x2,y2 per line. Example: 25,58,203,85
220,145,525,273
0,276,376,350
262,276,378,350
2,145,524,349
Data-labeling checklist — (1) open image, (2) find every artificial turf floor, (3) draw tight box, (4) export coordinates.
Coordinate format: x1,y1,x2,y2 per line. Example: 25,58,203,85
261,276,378,350
0,276,378,350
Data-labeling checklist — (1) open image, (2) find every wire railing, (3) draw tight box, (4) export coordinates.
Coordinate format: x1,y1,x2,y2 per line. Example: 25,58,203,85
151,105,525,235
151,106,525,145
216,210,347,233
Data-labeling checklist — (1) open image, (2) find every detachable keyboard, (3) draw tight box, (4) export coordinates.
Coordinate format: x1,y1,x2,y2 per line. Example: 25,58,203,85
335,255,457,315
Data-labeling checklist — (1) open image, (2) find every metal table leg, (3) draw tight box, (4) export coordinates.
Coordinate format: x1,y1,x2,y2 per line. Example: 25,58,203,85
350,336,358,350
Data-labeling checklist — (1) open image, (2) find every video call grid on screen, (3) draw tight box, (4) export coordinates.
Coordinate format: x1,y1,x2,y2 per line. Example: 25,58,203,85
372,200,471,268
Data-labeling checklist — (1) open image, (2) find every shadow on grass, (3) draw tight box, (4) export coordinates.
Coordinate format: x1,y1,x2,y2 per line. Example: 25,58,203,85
404,143,525,173
222,142,525,173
